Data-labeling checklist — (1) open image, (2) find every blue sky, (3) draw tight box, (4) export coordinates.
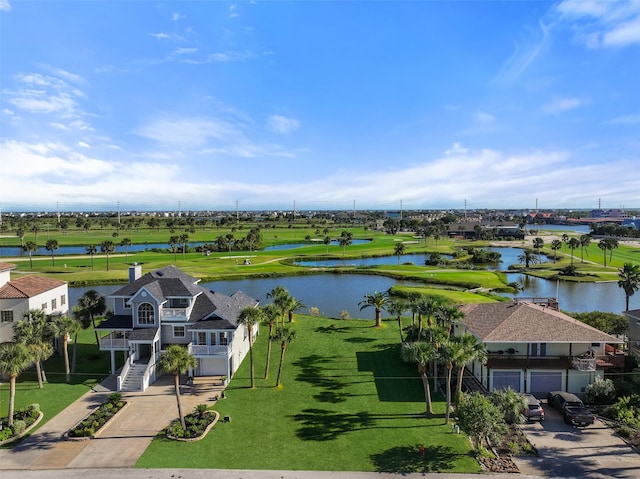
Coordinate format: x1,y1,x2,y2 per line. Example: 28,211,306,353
1,0,639,212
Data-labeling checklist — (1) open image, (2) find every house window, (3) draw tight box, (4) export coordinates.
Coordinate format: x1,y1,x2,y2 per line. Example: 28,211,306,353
51,298,57,310
1,311,14,323
174,326,186,338
42,303,47,310
210,332,217,345
61,294,66,306
170,298,189,308
529,343,547,357
198,332,207,345
123,299,131,309
220,332,228,346
138,303,155,325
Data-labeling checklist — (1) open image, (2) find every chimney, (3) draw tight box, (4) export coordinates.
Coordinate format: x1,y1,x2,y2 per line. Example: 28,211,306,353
129,262,142,283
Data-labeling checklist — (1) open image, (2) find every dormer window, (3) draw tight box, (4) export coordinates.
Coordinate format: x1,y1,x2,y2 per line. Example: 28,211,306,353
138,303,155,325
169,298,189,308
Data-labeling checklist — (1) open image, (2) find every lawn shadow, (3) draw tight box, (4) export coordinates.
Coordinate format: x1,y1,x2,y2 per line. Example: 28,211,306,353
293,354,349,392
291,408,375,441
343,337,376,343
370,444,460,473
356,348,424,402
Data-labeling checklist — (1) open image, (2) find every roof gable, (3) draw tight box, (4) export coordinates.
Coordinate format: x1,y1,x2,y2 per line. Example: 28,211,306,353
0,275,67,299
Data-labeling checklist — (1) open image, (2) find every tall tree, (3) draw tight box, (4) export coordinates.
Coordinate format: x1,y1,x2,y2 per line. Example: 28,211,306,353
23,241,38,269
517,248,539,269
168,235,179,261
100,240,115,271
158,345,196,430
13,309,57,388
550,239,562,263
274,326,295,388
78,289,106,348
400,341,438,416
618,262,640,311
179,233,189,259
567,237,581,266
440,339,466,424
55,315,81,383
286,296,305,323
45,239,59,266
598,239,610,267
532,237,544,255
0,342,32,426
16,228,26,248
385,299,407,342
579,235,591,263
267,285,292,328
452,333,487,399
323,235,331,254
238,306,263,388
86,244,97,270
359,291,388,327
120,237,132,261
261,303,279,379
393,242,406,264
338,230,352,257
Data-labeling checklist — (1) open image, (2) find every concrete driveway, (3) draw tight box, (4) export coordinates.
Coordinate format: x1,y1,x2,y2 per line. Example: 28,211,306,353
0,374,223,470
513,404,640,478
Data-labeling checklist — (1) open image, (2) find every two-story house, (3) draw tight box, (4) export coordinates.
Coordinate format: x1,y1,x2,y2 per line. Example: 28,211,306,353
0,262,69,344
625,309,640,357
96,264,259,392
457,300,623,396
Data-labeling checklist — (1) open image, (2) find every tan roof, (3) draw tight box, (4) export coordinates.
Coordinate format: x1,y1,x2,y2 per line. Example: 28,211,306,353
0,275,67,299
0,263,17,273
459,301,618,344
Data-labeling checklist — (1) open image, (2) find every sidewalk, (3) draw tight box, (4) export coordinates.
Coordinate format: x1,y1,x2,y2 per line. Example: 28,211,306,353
0,374,223,470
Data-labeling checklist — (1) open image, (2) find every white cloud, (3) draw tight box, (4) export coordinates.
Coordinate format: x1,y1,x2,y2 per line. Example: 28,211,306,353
171,12,185,21
0,0,10,12
555,0,640,47
607,114,640,125
541,96,588,113
475,111,495,124
173,47,198,55
77,141,91,149
265,115,300,134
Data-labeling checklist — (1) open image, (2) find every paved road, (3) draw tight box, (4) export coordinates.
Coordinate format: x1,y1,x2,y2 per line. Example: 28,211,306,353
513,405,640,478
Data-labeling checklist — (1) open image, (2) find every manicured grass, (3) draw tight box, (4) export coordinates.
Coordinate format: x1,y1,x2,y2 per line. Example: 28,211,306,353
136,316,480,473
0,325,118,446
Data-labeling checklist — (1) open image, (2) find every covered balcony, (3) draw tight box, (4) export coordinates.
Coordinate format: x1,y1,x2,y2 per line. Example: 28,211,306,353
188,343,231,357
160,307,188,320
99,332,130,351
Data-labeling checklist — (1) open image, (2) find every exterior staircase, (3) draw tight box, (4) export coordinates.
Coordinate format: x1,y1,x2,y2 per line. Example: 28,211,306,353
120,361,148,392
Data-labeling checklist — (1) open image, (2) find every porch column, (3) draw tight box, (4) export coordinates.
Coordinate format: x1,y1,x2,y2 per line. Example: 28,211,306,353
110,350,116,374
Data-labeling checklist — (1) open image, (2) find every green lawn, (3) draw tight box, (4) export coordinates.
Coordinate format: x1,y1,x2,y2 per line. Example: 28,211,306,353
136,316,480,473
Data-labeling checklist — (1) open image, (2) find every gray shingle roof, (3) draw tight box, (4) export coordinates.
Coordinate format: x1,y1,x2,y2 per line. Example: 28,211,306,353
459,301,619,344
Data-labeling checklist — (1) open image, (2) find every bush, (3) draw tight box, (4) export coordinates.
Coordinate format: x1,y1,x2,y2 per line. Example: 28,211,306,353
12,420,26,435
0,428,13,441
585,377,616,405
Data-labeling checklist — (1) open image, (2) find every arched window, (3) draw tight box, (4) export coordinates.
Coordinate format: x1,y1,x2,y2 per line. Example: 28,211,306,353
138,303,155,325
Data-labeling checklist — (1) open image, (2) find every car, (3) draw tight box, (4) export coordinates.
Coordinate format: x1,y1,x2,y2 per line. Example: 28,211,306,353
548,391,584,413
523,394,545,421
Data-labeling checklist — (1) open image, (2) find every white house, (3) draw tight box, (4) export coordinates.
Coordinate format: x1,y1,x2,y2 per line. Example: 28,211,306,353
0,262,69,344
96,264,259,392
457,300,623,396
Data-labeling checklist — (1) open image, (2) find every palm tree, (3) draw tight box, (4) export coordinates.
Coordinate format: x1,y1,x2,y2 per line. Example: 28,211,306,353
286,296,305,323
78,289,106,348
567,237,580,266
13,309,57,388
100,240,115,271
618,262,640,311
323,236,331,254
158,345,196,430
562,233,569,251
16,228,25,248
238,306,263,388
517,248,539,268
23,241,38,269
179,233,189,259
385,299,407,342
71,305,91,372
359,291,388,327
417,296,445,335
339,230,352,256
55,315,81,383
45,239,59,266
31,223,40,243
86,244,97,270
261,303,280,379
606,238,619,263
267,285,292,327
168,236,179,261
400,341,438,416
394,242,406,264
579,235,591,262
0,342,32,426
532,237,544,255
274,326,295,388
452,333,487,399
436,304,464,336
440,339,465,424
598,239,609,267
550,239,562,263
120,237,132,261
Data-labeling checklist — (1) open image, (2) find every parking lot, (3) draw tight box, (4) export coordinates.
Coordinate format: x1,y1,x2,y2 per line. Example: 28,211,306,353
513,403,640,478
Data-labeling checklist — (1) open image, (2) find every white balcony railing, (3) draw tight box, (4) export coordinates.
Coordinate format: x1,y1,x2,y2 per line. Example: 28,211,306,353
99,333,129,350
189,343,230,356
572,357,596,371
161,308,188,320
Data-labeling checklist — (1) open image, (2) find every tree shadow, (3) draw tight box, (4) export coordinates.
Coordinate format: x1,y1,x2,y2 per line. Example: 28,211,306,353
292,354,349,392
370,444,460,473
344,337,376,343
356,348,424,402
291,408,375,441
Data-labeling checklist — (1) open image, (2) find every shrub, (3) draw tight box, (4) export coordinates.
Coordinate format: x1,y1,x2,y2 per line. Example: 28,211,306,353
309,307,320,316
340,310,350,320
108,392,122,403
12,420,27,435
0,428,13,441
585,377,616,405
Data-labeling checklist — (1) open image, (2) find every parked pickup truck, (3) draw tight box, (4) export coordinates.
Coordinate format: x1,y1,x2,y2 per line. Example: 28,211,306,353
563,405,596,427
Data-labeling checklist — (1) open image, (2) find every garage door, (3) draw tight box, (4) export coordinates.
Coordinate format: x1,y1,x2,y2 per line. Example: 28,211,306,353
529,371,562,395
198,358,226,376
492,371,521,391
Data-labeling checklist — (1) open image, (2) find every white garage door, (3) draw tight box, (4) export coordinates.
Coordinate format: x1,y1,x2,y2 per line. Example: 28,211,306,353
492,371,522,391
198,358,226,376
529,371,562,395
